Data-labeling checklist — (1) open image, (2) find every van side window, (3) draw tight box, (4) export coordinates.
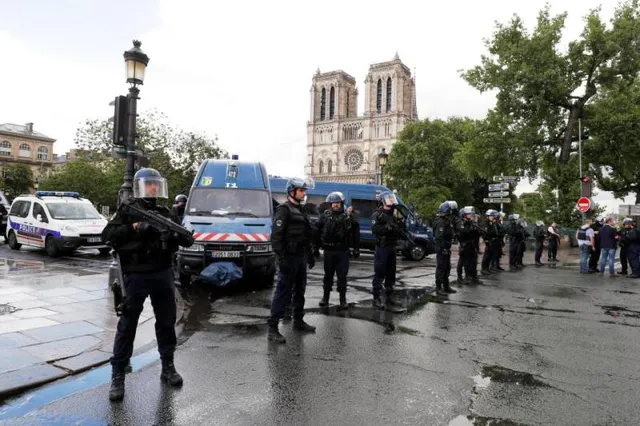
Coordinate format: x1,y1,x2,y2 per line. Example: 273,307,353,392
9,201,23,217
351,198,378,219
33,203,48,223
304,195,328,216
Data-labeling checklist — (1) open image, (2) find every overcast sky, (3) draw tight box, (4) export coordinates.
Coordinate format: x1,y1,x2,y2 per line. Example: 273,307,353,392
0,0,634,214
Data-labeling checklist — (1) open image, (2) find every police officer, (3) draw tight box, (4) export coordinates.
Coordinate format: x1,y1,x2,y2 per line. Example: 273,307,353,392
589,217,604,273
457,207,481,284
267,177,316,344
618,218,631,275
515,218,529,267
371,191,403,308
434,201,458,295
102,168,195,402
507,214,524,271
172,194,187,222
533,220,547,266
621,218,640,278
481,210,499,275
491,212,506,271
314,192,360,310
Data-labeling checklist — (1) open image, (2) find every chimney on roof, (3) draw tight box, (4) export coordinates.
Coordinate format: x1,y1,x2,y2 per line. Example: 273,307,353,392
26,123,33,134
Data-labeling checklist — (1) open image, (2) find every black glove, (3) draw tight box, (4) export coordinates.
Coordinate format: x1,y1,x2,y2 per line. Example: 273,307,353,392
308,256,315,270
441,248,450,256
352,249,360,259
136,221,154,234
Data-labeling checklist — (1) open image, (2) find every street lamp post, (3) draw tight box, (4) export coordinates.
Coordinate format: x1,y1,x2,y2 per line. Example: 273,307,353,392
378,148,389,186
121,40,149,201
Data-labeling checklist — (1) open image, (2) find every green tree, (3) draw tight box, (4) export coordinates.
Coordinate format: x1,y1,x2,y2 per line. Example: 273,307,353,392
38,162,111,208
386,118,484,219
461,1,640,200
74,109,226,202
2,164,34,197
584,78,640,204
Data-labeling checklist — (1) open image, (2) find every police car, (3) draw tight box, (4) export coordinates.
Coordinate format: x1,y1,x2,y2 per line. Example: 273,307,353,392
6,191,110,257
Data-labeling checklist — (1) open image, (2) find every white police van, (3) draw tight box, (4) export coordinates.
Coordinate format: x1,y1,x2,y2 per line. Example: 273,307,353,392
6,191,110,257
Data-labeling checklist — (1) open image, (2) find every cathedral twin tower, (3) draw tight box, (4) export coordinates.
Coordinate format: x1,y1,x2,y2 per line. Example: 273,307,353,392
305,53,418,183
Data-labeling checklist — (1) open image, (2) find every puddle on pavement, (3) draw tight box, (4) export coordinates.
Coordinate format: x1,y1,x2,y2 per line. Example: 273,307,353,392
599,305,640,319
481,365,550,388
0,303,18,315
472,374,491,389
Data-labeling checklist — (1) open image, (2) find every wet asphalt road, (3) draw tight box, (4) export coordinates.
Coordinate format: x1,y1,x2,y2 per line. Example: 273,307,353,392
1,250,640,425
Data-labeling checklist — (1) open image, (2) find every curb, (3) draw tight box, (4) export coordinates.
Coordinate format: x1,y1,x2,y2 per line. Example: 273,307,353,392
0,286,187,401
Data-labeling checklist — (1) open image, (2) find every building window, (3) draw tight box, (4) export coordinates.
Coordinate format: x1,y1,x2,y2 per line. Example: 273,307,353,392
329,86,335,119
0,141,11,157
319,160,324,174
376,79,382,113
37,146,49,160
320,88,326,120
386,77,392,112
19,143,31,158
328,159,333,174
346,91,350,118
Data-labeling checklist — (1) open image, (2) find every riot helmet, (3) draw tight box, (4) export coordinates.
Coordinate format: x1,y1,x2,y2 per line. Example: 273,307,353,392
133,168,168,200
326,191,346,211
379,191,399,208
623,217,633,226
536,220,544,227
439,202,452,215
175,194,187,205
286,176,315,204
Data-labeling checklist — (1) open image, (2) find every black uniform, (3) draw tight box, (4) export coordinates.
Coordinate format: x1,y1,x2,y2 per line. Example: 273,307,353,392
533,225,547,264
508,221,525,270
589,222,603,272
268,201,313,328
622,227,640,277
457,219,481,281
101,199,193,372
171,203,185,223
371,207,402,302
434,214,456,291
492,221,506,270
618,228,629,274
481,221,498,272
314,208,359,298
547,226,560,262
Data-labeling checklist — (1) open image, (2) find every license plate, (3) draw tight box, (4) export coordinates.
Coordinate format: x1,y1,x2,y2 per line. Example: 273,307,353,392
211,250,241,258
87,237,101,243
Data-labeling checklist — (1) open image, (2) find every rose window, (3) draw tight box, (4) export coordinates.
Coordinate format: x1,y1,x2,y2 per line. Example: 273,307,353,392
344,149,364,171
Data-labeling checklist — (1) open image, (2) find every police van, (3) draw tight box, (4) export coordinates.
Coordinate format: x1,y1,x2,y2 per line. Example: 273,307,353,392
177,156,276,287
6,191,110,257
269,178,435,260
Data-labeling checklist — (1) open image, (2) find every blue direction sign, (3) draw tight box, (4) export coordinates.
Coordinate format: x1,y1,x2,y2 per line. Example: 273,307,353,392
493,175,520,183
488,183,509,191
484,197,511,204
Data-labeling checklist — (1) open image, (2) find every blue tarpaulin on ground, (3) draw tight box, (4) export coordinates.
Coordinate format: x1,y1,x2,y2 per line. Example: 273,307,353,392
199,262,243,286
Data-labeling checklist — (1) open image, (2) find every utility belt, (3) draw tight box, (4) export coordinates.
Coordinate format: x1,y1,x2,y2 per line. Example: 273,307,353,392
285,242,308,255
323,242,348,249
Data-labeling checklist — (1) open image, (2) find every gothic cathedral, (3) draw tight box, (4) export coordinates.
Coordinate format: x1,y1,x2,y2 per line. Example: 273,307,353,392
305,53,418,183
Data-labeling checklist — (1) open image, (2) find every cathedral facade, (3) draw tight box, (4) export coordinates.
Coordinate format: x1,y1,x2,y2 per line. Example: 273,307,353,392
305,54,418,183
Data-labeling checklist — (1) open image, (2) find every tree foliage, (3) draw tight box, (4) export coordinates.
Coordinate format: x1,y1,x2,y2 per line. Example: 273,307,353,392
2,164,34,198
461,1,640,198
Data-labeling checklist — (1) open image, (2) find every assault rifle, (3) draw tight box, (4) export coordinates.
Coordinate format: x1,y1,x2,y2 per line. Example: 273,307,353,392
119,198,195,249
110,250,127,316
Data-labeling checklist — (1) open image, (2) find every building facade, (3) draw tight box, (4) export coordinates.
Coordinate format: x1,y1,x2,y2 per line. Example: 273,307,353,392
0,123,55,183
305,53,418,183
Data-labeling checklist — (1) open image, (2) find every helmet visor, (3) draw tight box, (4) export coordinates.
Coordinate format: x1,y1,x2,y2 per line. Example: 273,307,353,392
381,193,399,206
134,176,168,199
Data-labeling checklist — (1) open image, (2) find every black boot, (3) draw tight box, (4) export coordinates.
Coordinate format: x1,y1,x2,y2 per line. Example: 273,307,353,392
481,269,492,275
109,369,125,402
443,284,457,294
319,291,330,307
496,266,505,271
160,360,183,387
338,292,347,310
373,296,384,309
268,326,286,343
385,294,400,307
293,319,316,333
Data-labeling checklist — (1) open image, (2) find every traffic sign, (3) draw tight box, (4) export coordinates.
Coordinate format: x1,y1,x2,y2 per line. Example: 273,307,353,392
619,205,631,216
493,176,520,183
631,205,640,216
577,197,591,212
488,183,509,191
484,198,511,204
488,191,510,197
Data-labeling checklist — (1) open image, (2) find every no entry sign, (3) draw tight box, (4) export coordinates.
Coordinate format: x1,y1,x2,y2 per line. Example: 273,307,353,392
577,197,591,212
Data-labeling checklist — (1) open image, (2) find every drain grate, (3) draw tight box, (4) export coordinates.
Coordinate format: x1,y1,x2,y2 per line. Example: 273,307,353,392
0,303,18,315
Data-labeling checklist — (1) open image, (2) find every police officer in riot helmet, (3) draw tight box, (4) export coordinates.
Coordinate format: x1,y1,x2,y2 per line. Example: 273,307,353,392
101,168,195,402
457,207,481,284
516,218,530,267
533,220,547,266
492,212,507,271
267,176,316,344
434,201,458,295
481,210,500,275
617,218,632,275
371,191,403,308
314,192,360,310
172,194,187,222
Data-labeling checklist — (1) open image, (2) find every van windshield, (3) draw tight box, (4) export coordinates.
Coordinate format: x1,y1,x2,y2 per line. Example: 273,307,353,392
46,203,102,220
187,188,271,218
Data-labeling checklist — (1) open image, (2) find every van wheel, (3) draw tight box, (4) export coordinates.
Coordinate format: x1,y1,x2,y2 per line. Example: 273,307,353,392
179,273,192,290
45,235,60,257
407,244,426,261
8,231,21,250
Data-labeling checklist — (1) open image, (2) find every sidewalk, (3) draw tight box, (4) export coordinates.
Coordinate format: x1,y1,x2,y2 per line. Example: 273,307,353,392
0,256,185,399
